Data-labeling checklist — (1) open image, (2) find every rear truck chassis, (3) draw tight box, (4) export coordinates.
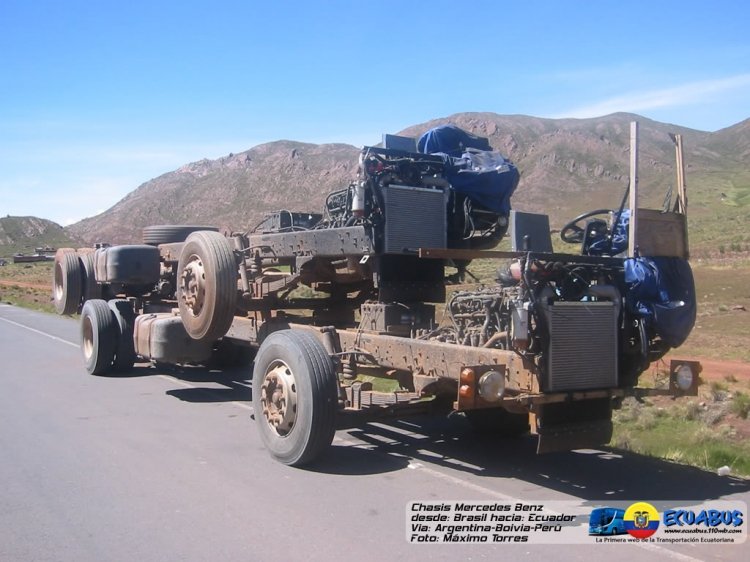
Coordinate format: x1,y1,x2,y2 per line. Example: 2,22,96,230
54,124,700,466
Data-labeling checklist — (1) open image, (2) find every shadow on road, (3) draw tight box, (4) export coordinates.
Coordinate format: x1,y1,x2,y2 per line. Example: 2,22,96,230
122,362,749,500
329,415,749,504
120,362,253,404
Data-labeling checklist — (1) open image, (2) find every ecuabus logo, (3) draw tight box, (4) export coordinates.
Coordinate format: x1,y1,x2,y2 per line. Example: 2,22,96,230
663,508,744,528
624,502,659,539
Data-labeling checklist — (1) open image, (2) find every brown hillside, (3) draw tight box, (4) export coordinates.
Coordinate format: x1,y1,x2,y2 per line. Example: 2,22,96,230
68,141,359,244
65,112,748,256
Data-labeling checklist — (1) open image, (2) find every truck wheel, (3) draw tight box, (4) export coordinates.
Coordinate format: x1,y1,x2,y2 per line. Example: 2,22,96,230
80,251,102,305
80,299,117,375
464,408,530,437
177,231,237,342
253,330,338,466
142,225,219,245
108,299,136,372
53,248,82,315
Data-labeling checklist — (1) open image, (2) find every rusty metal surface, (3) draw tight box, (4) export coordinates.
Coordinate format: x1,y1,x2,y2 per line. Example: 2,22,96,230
157,242,184,262
248,226,374,258
418,247,624,266
335,329,533,391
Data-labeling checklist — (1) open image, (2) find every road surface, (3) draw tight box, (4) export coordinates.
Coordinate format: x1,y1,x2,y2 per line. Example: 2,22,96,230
1,304,747,561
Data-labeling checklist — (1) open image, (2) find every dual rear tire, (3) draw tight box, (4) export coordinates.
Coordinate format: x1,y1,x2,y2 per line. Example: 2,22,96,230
80,299,136,375
53,248,101,315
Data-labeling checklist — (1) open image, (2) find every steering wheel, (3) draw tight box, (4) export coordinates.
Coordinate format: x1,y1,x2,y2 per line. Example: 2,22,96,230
560,209,613,244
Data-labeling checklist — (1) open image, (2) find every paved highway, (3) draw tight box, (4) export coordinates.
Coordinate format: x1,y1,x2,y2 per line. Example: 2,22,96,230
1,304,747,561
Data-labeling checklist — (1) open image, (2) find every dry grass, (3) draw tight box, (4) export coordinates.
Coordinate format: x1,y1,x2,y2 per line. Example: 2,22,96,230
0,261,55,313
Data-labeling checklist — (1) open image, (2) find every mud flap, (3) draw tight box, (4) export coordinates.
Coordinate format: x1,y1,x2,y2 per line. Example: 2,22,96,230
532,398,613,454
535,419,613,454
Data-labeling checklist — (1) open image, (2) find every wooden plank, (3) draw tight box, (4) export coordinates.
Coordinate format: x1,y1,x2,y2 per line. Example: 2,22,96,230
628,122,639,257
635,209,689,258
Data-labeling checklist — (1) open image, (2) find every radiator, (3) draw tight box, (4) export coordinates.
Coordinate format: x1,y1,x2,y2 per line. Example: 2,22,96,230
382,185,447,254
544,301,618,391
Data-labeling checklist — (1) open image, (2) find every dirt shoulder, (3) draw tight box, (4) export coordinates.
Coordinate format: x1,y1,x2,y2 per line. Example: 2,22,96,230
0,279,50,291
664,354,750,381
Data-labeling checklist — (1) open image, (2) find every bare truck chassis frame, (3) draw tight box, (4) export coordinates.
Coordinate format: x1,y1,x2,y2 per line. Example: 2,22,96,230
55,124,699,466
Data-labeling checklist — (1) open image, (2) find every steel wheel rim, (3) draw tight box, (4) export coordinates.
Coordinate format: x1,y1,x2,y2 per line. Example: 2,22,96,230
54,262,65,301
259,360,298,437
178,253,206,317
82,315,94,360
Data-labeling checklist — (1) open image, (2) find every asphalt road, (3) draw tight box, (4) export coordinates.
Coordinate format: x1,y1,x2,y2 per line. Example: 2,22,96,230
1,304,747,562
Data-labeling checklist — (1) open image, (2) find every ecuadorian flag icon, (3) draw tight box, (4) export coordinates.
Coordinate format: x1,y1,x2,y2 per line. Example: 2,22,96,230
624,502,660,539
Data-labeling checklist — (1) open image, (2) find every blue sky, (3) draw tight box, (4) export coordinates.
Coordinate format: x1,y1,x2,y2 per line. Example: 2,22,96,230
1,0,748,226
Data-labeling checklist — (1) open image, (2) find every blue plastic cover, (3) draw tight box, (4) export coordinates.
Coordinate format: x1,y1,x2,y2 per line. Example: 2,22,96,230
417,125,519,214
588,209,630,256
417,124,492,156
624,256,696,347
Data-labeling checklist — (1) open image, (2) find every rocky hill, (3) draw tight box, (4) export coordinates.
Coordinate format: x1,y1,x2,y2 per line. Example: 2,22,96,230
67,141,359,245
0,216,80,258
66,112,750,256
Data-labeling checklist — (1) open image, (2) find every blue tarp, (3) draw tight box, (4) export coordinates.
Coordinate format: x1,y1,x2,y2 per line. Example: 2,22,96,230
588,209,630,256
417,124,492,156
625,256,696,347
417,124,519,214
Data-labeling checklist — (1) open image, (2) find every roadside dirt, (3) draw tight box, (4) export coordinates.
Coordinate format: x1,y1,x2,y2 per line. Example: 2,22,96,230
664,355,750,381
0,279,50,291
655,354,750,441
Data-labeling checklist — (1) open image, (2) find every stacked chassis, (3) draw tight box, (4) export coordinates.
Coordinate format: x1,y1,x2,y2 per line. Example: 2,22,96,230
54,141,697,466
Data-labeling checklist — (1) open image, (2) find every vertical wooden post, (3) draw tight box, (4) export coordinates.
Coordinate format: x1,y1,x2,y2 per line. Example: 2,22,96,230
628,121,639,257
674,133,687,215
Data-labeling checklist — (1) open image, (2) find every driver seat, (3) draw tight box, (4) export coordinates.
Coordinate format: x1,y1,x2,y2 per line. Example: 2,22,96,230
581,219,610,255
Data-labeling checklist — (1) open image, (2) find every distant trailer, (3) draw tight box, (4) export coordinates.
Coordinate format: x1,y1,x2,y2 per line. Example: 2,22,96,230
13,254,55,263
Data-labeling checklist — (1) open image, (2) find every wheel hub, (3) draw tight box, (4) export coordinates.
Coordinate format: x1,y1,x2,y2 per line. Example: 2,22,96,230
179,255,206,316
82,316,94,360
54,263,65,300
259,361,298,436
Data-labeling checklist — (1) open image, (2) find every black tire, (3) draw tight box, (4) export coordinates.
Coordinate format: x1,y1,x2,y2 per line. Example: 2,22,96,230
108,299,137,372
176,231,237,342
253,330,338,466
79,251,101,305
142,225,219,246
80,299,118,375
464,408,530,437
53,248,82,315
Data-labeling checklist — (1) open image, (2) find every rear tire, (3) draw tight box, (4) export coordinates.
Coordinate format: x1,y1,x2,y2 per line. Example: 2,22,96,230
176,231,237,342
80,299,117,375
79,251,101,304
108,299,136,372
53,248,82,315
253,330,338,466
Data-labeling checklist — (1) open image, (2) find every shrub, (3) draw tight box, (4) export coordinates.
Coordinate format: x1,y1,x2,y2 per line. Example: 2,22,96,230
731,392,750,419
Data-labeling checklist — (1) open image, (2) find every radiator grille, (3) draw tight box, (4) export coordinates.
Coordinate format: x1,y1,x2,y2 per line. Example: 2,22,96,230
545,302,618,391
382,185,446,254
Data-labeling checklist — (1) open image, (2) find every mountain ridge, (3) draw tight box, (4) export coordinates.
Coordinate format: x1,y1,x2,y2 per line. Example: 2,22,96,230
62,112,749,256
0,216,81,257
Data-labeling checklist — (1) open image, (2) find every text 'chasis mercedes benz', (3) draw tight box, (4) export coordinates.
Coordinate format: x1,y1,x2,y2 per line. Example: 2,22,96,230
54,123,699,466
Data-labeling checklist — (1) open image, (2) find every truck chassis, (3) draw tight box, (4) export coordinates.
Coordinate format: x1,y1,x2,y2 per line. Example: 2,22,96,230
53,128,699,466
